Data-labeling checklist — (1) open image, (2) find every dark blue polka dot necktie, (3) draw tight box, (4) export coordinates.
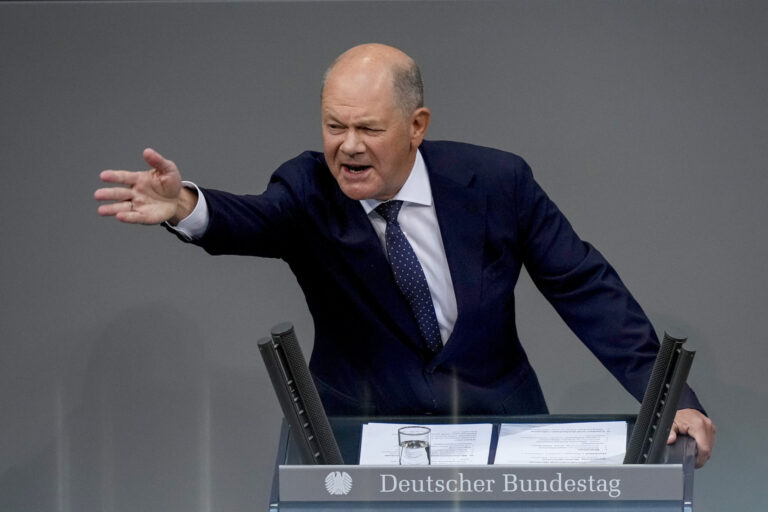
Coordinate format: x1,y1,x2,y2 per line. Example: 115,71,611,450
375,200,442,354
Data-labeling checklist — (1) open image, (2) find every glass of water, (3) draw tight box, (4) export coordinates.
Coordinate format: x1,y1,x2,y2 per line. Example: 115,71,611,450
398,426,431,465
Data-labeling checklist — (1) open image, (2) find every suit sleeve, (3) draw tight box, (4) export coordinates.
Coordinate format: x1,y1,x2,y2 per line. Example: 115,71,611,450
514,162,704,412
180,159,310,260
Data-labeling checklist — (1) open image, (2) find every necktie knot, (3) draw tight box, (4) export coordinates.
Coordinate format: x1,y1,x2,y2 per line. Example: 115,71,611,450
375,200,403,225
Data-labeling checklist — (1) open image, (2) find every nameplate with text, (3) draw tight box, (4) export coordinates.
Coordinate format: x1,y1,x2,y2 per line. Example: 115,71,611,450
279,464,682,502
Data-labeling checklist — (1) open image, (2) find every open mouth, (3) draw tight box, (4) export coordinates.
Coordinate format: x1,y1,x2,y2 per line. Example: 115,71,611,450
343,164,372,174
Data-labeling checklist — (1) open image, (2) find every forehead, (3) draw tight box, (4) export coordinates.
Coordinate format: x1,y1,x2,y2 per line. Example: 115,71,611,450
321,66,397,119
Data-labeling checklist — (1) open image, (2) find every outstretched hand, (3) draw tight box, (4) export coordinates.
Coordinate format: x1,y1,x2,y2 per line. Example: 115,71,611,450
668,408,716,468
95,148,194,225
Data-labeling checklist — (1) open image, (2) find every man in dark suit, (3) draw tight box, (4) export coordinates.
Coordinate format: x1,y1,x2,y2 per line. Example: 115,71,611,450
95,43,715,466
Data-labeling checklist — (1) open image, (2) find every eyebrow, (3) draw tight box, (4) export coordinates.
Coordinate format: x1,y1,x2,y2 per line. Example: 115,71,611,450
322,114,382,128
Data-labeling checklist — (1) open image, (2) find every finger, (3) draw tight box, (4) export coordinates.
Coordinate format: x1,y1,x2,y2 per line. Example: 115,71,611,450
143,147,176,175
97,199,134,217
115,210,149,224
100,169,140,185
695,447,711,468
691,425,714,468
694,438,711,468
667,423,678,444
94,186,133,202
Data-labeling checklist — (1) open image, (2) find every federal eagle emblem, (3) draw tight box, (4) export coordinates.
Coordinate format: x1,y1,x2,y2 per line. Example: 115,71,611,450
324,471,353,495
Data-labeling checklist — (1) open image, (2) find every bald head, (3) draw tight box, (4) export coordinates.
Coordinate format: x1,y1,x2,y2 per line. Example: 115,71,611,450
322,44,424,116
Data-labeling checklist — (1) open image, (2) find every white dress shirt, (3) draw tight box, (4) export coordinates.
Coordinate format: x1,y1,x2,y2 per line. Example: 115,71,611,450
359,151,457,344
171,150,458,344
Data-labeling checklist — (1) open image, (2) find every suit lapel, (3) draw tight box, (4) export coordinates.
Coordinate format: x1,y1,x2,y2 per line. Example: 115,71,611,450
327,189,424,348
422,145,486,361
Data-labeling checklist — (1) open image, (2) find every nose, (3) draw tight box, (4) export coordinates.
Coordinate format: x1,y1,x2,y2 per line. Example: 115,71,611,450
340,130,365,156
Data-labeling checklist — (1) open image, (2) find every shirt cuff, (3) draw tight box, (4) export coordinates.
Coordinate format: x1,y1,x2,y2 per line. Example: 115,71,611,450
164,181,209,241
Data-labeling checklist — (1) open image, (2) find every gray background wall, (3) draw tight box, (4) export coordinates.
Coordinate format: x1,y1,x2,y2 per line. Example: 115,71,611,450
1,1,766,510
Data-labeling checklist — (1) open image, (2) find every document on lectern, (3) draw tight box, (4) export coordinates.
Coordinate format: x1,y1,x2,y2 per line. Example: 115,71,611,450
359,422,493,465
494,421,627,464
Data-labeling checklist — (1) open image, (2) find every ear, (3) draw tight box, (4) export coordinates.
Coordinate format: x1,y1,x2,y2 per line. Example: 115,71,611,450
409,107,431,147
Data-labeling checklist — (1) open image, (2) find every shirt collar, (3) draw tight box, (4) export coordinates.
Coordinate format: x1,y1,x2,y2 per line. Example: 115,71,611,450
360,150,432,215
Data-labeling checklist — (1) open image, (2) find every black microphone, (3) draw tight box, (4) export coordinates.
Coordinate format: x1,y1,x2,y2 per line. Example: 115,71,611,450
258,322,343,465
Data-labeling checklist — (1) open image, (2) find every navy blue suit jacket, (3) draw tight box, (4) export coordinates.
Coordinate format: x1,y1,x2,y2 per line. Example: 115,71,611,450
192,140,702,416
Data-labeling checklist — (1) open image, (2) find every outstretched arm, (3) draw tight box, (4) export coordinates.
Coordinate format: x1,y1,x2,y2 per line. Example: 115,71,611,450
668,408,716,468
95,148,197,225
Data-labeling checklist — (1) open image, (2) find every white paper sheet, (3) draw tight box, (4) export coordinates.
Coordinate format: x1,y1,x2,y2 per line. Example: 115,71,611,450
494,421,627,464
359,422,493,465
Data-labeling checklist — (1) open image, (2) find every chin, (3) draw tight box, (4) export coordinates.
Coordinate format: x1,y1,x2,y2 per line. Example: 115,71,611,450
338,186,374,201
334,176,378,201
